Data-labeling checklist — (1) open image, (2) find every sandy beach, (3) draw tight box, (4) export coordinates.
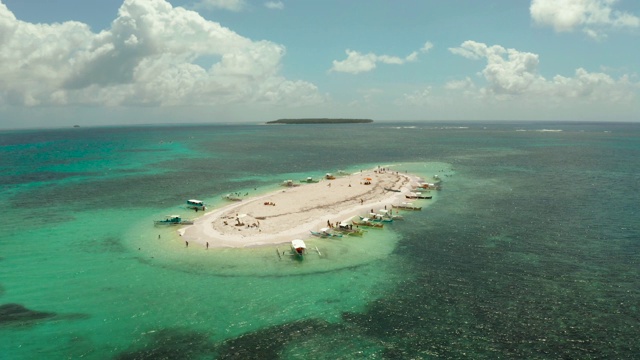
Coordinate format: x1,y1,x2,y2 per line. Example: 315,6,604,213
180,168,427,248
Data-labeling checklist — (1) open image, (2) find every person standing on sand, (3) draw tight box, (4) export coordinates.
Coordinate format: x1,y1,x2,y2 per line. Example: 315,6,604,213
206,242,209,249
185,241,189,248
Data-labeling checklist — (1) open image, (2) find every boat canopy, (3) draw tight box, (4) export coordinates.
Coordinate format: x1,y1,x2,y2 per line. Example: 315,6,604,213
319,227,330,232
187,199,203,204
291,239,306,249
167,215,181,218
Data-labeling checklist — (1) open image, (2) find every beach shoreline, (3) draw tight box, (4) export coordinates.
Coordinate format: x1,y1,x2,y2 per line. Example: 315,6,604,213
179,167,428,248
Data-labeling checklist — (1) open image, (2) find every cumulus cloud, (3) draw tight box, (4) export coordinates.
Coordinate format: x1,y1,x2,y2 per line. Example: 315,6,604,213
264,1,284,10
0,0,323,107
530,0,640,39
194,0,246,12
330,41,433,74
447,40,636,103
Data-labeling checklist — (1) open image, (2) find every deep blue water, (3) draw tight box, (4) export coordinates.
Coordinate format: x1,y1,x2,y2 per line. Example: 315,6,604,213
1,122,639,359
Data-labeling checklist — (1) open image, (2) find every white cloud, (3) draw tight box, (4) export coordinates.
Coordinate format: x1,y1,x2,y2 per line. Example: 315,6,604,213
330,42,432,74
530,0,640,39
194,0,246,12
421,41,434,53
448,40,637,103
0,0,324,108
264,1,284,10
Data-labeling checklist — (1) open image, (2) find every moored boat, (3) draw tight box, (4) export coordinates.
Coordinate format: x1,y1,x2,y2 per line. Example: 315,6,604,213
222,193,242,201
384,187,401,192
300,177,320,183
378,209,403,220
325,173,336,180
405,192,432,200
186,199,206,211
392,202,422,211
333,221,365,236
154,215,194,226
360,213,393,223
352,218,384,228
281,180,300,187
310,227,343,238
291,239,307,258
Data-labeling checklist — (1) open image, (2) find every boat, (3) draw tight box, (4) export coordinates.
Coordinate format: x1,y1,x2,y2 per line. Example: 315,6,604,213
300,177,320,183
405,192,432,200
325,173,336,180
186,199,206,211
222,193,242,201
360,213,393,223
415,182,441,190
378,209,404,220
291,239,307,258
384,187,401,192
392,202,422,211
352,218,384,228
334,222,365,236
281,180,300,187
154,215,194,226
309,228,343,238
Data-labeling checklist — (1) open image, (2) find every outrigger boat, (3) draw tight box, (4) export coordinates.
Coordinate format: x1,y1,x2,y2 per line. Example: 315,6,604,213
405,192,432,200
300,177,320,183
392,202,422,211
310,228,343,238
335,222,365,236
290,239,307,259
324,173,336,180
154,215,194,226
378,209,403,220
352,218,384,228
384,187,402,192
360,213,393,223
415,182,441,190
281,180,301,187
222,193,242,201
186,199,206,211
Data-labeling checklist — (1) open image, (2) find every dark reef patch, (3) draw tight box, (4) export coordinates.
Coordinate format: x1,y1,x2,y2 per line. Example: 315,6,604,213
114,328,215,360
0,303,56,327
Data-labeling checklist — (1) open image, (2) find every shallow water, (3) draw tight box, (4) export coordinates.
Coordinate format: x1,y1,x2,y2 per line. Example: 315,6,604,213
1,122,639,359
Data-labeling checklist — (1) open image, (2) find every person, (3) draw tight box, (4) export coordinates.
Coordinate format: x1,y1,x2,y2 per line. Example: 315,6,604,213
206,242,209,250
158,234,161,239
185,240,189,248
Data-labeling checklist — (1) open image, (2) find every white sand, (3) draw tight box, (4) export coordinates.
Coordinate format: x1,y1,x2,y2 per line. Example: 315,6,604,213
179,168,424,248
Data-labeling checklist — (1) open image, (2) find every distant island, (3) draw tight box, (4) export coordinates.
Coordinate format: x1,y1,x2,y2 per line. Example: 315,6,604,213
266,118,373,125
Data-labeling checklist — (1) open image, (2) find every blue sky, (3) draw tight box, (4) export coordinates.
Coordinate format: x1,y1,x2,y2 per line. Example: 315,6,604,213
0,0,639,128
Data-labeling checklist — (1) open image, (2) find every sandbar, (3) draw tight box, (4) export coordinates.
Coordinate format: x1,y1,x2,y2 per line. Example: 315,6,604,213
179,168,427,248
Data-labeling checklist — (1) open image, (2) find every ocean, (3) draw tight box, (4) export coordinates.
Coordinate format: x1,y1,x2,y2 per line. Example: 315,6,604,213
0,122,638,359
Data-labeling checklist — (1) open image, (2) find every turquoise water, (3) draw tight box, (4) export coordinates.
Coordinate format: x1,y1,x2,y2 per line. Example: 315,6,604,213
1,122,639,359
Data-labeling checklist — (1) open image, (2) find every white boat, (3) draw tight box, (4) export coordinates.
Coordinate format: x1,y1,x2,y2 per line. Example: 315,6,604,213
378,209,403,220
186,199,206,211
291,239,307,258
310,228,343,238
153,215,194,226
281,180,300,187
222,193,242,201
391,202,422,211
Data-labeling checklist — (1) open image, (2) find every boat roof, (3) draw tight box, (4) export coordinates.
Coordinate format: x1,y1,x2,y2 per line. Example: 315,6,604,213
187,199,203,203
379,209,389,213
320,227,330,232
167,215,181,218
291,239,306,248
361,217,370,221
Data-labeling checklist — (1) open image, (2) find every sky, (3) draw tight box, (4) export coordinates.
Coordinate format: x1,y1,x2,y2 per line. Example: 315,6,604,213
0,0,639,129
